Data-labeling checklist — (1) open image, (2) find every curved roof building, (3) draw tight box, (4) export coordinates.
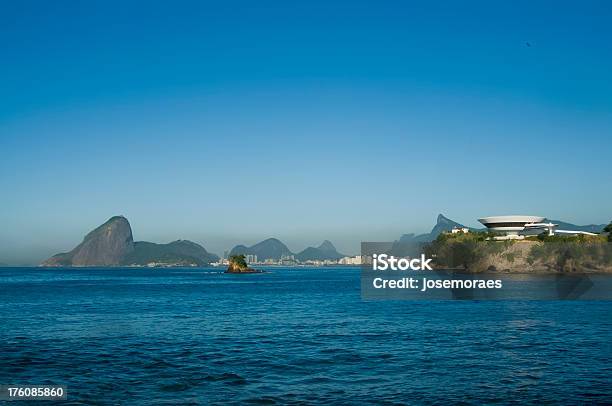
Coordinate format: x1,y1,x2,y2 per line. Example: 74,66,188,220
478,215,545,236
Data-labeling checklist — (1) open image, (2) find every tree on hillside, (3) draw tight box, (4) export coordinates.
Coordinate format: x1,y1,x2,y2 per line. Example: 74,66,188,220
229,254,247,268
604,222,612,242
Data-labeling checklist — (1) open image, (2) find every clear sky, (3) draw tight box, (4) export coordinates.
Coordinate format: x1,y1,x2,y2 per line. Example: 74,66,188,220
1,1,611,264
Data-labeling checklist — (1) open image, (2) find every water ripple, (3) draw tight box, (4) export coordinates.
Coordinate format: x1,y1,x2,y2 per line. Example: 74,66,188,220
1,267,611,404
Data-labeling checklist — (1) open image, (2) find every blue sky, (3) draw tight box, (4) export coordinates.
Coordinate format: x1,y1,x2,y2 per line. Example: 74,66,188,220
1,1,611,263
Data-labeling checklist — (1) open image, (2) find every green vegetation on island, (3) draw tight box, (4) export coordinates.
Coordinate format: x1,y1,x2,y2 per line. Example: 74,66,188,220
225,254,262,273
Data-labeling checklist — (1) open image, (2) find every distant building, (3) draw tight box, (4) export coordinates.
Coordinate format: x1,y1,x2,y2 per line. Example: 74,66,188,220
451,227,470,234
478,215,597,240
339,255,362,265
211,258,229,266
245,254,258,264
280,254,296,265
478,215,545,239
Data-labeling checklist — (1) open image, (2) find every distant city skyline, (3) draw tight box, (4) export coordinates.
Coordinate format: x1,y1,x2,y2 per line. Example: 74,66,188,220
1,1,611,264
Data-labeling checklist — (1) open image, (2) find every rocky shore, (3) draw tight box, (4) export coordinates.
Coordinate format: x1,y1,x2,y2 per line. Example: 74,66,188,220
426,233,612,274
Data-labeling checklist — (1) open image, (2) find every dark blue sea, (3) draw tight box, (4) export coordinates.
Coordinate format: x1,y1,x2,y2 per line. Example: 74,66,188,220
1,267,611,405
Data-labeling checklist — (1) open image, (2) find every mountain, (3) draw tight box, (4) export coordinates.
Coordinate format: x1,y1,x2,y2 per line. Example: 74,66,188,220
42,216,134,266
318,240,338,253
42,216,218,266
229,238,293,260
296,240,345,261
549,220,607,234
230,244,249,254
399,214,471,243
124,240,218,266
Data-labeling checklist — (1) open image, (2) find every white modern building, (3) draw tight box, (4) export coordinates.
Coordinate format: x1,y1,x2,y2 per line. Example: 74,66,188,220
478,215,597,239
478,215,545,238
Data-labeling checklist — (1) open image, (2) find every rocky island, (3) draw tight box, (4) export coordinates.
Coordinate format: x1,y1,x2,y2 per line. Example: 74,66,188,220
225,254,263,274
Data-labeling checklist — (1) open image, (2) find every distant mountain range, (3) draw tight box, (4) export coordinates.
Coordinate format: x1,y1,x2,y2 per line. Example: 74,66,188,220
124,240,219,267
42,216,218,267
547,220,606,234
14,213,609,267
39,216,348,267
229,238,345,261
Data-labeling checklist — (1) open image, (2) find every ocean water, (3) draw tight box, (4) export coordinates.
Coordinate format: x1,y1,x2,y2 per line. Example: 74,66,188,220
0,267,611,405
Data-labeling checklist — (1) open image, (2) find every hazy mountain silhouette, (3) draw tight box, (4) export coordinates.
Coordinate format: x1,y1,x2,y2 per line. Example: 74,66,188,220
229,238,293,260
296,240,345,261
549,220,606,233
42,216,218,266
42,216,134,266
396,214,471,244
